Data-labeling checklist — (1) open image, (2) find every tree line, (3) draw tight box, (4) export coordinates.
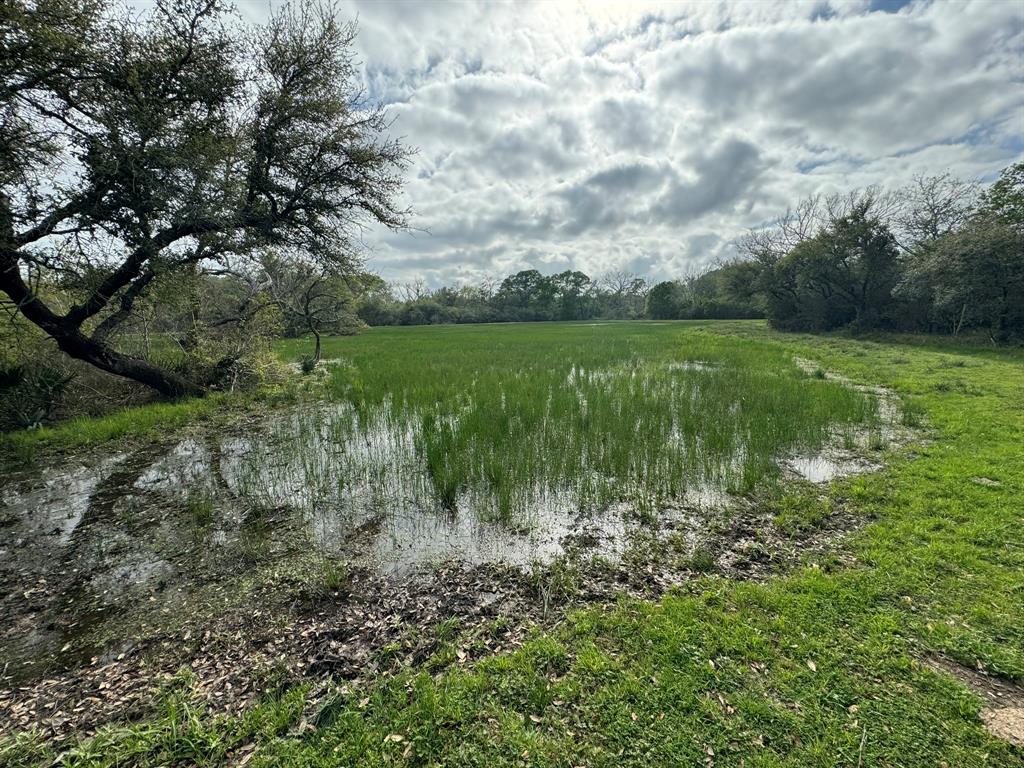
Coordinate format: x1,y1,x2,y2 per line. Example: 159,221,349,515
354,162,1024,335
733,162,1023,338
357,264,763,326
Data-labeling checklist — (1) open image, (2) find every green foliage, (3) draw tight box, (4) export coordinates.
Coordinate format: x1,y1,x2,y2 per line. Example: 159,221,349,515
645,267,765,321
0,361,74,430
349,264,764,328
764,206,901,331
771,488,832,536
743,162,1024,339
645,280,685,319
905,215,1024,338
1,0,408,396
494,269,565,321
978,160,1024,227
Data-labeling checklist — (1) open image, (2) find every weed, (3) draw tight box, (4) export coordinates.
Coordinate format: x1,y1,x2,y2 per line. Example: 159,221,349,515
686,545,718,573
186,492,215,529
318,558,349,594
772,490,832,535
528,557,580,618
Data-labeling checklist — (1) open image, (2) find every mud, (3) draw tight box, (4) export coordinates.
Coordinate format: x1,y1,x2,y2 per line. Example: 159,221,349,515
0,357,911,742
0,490,866,742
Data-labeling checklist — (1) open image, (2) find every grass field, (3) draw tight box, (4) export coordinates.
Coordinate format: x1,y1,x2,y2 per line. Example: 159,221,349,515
2,321,1022,767
279,323,879,521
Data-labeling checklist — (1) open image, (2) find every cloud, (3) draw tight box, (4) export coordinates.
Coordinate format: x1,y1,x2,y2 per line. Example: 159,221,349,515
142,0,1024,285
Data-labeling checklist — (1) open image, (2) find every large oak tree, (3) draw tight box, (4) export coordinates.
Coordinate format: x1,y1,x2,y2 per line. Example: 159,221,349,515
0,0,408,396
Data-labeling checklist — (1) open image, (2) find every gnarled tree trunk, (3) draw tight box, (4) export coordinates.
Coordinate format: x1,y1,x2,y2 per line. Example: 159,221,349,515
1,253,204,398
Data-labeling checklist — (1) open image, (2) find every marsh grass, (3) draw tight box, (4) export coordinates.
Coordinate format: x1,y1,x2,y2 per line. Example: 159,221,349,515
186,491,215,529
5,325,1023,767
275,323,879,524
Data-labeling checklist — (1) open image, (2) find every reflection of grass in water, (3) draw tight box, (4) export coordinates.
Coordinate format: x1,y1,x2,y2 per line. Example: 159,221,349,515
269,324,882,523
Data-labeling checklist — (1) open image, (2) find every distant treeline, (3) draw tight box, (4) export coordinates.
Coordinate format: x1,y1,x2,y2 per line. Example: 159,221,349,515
356,267,761,326
359,161,1023,337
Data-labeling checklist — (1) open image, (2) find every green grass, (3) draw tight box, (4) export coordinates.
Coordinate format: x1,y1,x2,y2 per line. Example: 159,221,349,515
0,396,223,462
3,322,1023,766
278,322,878,521
0,382,306,466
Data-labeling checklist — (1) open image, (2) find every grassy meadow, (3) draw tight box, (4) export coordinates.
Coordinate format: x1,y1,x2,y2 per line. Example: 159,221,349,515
1,321,1022,766
279,323,878,521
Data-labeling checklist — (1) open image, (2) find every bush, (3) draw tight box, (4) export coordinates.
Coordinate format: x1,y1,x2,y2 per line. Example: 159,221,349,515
0,361,74,430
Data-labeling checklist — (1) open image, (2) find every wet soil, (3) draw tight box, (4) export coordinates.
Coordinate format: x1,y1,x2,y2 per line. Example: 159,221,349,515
0,357,910,742
0,487,867,742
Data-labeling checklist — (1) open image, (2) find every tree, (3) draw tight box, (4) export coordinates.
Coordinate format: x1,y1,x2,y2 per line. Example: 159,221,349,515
550,270,592,321
903,215,1024,337
645,281,684,320
895,172,979,249
715,260,765,315
263,256,363,362
495,269,556,321
0,0,408,396
599,270,648,318
761,204,901,331
978,160,1024,228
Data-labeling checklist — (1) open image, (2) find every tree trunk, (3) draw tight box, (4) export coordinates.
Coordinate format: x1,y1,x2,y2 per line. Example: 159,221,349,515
953,303,967,336
55,330,205,397
1,253,204,398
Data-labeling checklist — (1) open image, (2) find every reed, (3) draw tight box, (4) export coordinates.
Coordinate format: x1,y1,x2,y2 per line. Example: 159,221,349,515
272,322,880,524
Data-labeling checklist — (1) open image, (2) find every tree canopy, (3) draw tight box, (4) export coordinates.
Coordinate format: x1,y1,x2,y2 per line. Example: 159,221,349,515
0,0,409,395
736,162,1024,338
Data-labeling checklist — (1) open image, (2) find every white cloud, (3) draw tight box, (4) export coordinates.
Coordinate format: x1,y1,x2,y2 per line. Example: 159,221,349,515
229,1,1024,283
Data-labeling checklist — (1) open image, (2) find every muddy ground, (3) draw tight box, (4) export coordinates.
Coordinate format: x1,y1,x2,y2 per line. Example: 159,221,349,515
0,483,866,742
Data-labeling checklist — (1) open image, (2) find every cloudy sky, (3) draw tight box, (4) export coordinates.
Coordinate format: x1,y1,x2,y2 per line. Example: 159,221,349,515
234,0,1022,286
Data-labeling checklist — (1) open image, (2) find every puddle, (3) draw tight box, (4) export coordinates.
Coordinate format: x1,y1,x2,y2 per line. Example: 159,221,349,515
784,356,917,484
0,358,906,686
783,453,879,483
793,356,905,427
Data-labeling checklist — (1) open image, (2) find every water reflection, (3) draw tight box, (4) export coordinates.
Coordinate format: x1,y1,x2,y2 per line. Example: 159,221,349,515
0,359,901,679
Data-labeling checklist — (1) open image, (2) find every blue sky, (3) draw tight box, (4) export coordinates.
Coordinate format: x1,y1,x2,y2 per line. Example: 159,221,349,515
224,0,1022,285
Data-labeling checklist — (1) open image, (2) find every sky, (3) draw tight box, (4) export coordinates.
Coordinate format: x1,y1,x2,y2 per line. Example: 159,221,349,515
233,0,1024,286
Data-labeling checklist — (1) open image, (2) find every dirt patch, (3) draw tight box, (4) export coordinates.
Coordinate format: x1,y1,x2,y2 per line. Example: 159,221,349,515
924,655,1024,747
0,562,535,741
983,709,1024,748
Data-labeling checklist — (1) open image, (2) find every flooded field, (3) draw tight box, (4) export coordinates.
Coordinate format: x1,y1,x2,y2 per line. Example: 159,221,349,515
0,324,910,723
